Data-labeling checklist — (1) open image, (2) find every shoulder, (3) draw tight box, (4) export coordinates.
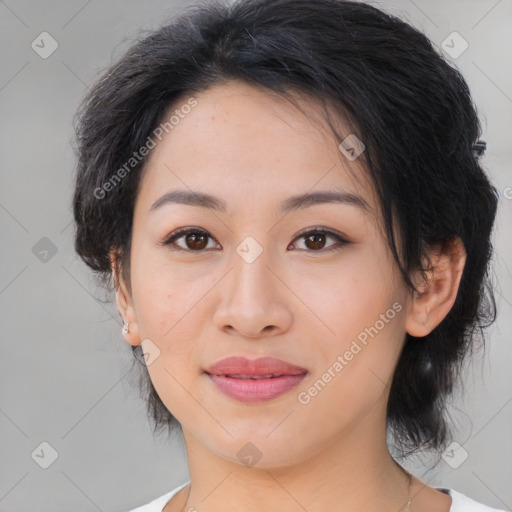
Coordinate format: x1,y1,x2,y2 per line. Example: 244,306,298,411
440,488,507,512
125,481,190,512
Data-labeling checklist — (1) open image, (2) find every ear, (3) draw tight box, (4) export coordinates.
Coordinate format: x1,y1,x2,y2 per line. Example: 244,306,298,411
405,237,466,337
110,249,141,347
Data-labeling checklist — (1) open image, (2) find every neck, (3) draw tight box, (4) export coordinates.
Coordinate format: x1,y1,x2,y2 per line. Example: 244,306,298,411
179,400,413,512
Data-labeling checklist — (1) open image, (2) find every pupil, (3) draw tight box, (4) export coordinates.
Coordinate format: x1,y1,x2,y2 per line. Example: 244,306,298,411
307,233,325,250
187,232,207,250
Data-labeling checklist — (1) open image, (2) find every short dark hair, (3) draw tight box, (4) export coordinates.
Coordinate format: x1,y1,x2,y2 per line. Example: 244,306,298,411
72,0,499,455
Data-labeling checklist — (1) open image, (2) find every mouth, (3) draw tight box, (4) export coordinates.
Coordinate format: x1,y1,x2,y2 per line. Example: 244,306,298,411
205,355,307,377
204,356,308,403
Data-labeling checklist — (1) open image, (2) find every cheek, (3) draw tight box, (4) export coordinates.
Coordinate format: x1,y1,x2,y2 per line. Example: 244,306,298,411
297,307,405,432
296,247,405,400
131,243,208,338
293,249,398,345
130,246,216,375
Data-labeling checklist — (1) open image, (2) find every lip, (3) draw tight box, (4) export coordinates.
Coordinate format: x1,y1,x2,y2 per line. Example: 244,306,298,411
204,356,308,403
205,356,307,377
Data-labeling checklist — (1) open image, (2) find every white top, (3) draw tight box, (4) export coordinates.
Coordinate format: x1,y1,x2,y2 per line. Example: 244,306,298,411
127,481,507,512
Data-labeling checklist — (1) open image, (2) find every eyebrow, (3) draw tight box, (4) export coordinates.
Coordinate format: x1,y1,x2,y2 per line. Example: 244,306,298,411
149,189,369,214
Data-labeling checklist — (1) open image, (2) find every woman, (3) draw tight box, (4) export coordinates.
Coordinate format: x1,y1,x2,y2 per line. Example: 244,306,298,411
72,0,504,510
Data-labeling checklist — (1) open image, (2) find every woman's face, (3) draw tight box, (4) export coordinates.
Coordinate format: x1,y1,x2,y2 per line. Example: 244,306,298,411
119,80,413,467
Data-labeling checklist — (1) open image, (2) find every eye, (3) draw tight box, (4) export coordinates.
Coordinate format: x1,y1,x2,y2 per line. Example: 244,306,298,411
288,227,349,253
161,227,220,251
160,226,349,253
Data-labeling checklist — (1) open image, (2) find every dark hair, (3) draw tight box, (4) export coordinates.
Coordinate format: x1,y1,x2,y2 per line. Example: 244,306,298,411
72,0,499,456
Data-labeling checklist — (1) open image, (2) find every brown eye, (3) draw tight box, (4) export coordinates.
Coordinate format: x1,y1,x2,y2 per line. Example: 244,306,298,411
289,228,349,253
304,232,327,250
162,227,348,254
183,231,208,250
163,228,219,251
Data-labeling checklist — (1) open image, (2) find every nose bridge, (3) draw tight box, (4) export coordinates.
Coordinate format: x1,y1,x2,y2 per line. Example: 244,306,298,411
213,234,292,336
226,222,272,284
229,235,277,308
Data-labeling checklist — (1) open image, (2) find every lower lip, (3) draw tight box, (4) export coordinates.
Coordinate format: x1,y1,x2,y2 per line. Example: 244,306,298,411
207,373,307,403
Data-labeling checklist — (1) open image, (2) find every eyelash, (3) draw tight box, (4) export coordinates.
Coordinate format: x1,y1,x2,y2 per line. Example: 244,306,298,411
160,226,349,254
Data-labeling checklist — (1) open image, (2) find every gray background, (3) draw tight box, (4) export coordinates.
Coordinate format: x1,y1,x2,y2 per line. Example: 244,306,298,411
0,0,511,511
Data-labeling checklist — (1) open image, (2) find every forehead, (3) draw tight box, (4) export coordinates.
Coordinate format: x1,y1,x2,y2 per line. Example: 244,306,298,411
136,80,374,215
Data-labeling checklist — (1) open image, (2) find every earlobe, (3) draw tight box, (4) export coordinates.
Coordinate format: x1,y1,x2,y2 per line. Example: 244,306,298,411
405,237,466,338
120,320,141,347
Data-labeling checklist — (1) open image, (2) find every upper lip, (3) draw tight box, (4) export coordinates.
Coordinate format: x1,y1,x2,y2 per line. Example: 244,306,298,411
205,356,308,377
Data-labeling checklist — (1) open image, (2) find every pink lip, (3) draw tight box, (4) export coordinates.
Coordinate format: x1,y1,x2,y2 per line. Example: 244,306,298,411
207,374,307,403
204,356,308,403
205,356,307,376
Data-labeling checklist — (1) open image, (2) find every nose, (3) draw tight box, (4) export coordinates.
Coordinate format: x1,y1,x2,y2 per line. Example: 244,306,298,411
212,247,293,339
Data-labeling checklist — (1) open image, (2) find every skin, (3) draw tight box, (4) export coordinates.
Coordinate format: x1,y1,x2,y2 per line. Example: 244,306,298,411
113,80,466,512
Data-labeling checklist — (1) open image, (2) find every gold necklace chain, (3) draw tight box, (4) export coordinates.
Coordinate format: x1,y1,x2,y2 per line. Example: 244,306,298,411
179,469,415,511
404,469,413,511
